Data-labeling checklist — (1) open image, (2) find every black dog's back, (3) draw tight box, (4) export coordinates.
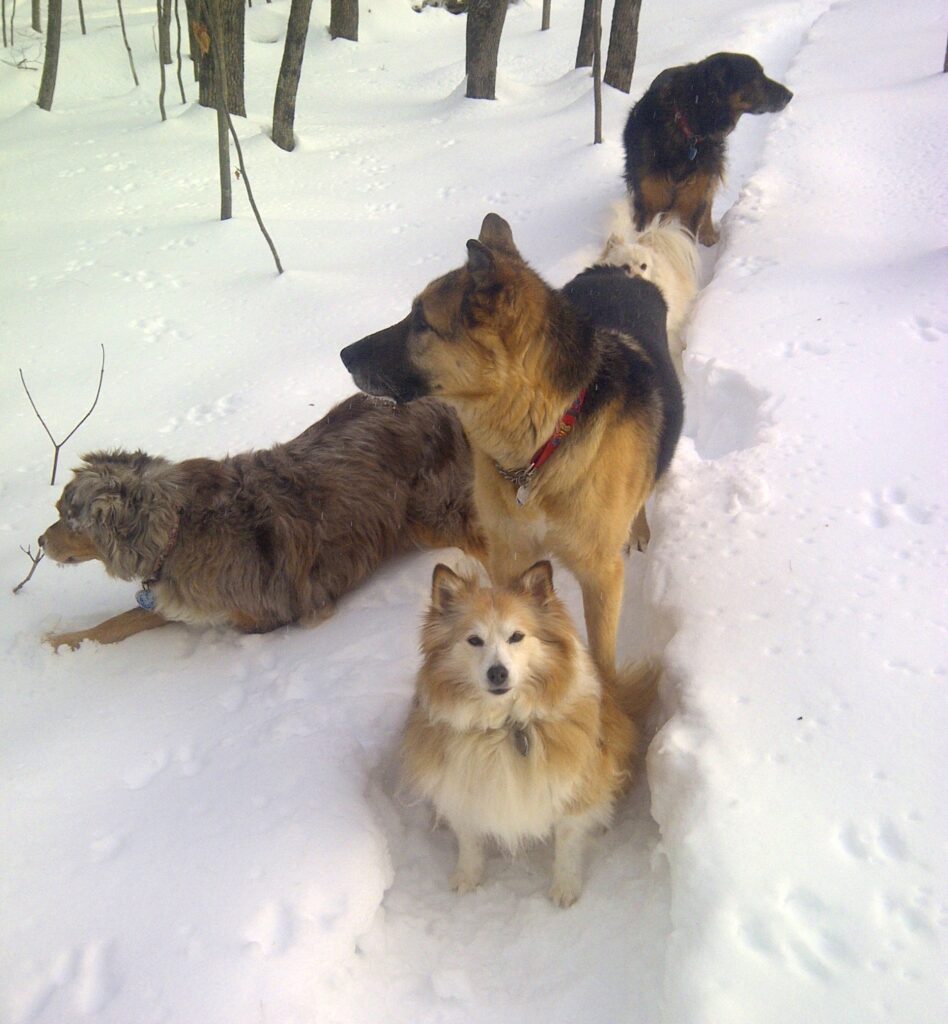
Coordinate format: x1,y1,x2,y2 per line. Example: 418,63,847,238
560,267,683,480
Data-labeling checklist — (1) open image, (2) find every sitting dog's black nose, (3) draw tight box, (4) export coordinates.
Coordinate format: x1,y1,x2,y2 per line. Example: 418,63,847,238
487,664,509,691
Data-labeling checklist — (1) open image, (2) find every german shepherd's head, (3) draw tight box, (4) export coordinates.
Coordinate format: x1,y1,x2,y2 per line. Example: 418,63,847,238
40,451,181,581
340,214,554,407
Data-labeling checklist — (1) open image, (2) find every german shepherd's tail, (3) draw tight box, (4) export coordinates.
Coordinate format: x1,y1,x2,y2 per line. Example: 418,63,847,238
610,660,661,720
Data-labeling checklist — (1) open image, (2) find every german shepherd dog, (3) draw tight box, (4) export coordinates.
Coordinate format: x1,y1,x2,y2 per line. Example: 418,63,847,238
401,560,657,906
623,52,793,244
40,395,484,650
340,214,683,679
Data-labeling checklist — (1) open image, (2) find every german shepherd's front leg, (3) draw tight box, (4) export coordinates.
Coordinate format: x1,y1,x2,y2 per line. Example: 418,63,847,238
574,554,625,681
45,608,169,651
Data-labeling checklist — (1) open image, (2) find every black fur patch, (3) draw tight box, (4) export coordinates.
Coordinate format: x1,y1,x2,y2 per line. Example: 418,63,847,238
559,269,683,480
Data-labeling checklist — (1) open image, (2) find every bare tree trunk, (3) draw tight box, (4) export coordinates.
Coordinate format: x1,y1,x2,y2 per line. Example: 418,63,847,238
206,0,283,272
37,0,62,111
197,0,245,116
272,0,312,152
117,0,139,86
593,0,602,143
32,0,40,32
329,0,357,42
3,0,8,48
174,0,186,101
185,0,200,80
603,0,641,93
159,0,172,64
77,0,86,35
157,1,169,120
575,0,596,68
541,0,550,31
466,0,507,100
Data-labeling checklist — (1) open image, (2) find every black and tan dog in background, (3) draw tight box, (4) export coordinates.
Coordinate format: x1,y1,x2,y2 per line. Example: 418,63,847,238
623,52,793,245
40,395,484,649
341,214,683,680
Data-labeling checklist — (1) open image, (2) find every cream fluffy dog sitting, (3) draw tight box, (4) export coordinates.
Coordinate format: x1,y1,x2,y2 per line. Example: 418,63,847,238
401,560,656,907
598,207,700,379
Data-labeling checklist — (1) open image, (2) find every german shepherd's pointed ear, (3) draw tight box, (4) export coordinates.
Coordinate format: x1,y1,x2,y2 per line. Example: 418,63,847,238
478,213,519,256
431,563,473,612
466,239,498,290
516,560,556,606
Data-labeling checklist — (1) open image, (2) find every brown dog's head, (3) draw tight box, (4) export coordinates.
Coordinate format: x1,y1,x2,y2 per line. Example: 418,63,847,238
672,52,793,136
40,451,180,581
340,214,548,408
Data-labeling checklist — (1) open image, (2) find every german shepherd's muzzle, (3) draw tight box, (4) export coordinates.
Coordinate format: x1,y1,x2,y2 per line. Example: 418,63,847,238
340,315,430,404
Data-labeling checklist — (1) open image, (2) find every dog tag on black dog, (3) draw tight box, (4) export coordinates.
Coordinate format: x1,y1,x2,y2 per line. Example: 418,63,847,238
687,142,698,161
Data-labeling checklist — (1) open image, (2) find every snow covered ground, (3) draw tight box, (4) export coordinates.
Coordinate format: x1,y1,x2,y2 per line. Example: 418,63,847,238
1,1,945,1022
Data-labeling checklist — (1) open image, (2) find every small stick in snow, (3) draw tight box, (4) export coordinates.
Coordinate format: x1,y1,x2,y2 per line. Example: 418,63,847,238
18,343,106,486
13,545,44,594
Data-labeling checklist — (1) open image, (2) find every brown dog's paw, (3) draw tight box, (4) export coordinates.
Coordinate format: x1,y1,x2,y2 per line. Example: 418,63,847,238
698,222,720,246
44,630,85,652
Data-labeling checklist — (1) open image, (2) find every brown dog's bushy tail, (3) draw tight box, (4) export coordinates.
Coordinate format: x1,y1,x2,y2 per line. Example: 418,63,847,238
610,660,661,720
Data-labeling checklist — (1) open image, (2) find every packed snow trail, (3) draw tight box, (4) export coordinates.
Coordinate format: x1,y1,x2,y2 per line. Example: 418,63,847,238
648,2,948,1021
2,2,945,1024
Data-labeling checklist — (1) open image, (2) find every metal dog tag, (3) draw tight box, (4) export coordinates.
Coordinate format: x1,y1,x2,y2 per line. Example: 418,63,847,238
516,483,531,507
687,142,698,161
512,727,530,758
136,588,157,611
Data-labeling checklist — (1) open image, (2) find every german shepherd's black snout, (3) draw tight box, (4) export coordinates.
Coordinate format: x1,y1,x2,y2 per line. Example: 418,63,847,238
340,315,430,404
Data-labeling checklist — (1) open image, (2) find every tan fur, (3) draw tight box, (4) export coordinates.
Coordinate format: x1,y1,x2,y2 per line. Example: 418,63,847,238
41,394,484,650
412,218,663,679
401,561,657,906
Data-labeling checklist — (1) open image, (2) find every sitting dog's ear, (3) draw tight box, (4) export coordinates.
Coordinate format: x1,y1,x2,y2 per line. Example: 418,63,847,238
517,561,555,605
431,563,471,612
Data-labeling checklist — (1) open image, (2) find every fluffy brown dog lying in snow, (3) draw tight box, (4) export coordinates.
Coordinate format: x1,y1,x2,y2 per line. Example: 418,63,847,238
40,394,484,650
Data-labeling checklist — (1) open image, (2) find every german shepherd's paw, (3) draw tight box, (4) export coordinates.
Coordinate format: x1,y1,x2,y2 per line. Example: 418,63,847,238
451,869,483,895
549,876,582,908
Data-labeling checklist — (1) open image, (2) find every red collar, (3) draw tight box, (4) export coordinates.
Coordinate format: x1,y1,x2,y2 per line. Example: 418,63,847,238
142,511,182,589
495,389,587,506
674,109,704,159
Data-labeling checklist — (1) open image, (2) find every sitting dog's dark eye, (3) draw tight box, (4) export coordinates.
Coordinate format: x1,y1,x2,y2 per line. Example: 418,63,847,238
467,635,484,647
508,631,524,644
640,263,648,271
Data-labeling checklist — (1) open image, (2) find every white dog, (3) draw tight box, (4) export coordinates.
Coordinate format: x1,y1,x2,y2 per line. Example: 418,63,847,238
597,206,699,380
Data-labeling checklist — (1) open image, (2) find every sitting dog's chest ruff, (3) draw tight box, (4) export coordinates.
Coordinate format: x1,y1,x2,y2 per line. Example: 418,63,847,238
418,721,586,849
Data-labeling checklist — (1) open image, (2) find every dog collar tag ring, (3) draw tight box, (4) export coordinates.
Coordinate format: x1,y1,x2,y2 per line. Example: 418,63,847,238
136,587,157,611
513,726,530,757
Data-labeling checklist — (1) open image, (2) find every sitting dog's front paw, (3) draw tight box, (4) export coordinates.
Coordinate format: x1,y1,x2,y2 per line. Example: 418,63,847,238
451,869,483,895
549,876,582,908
